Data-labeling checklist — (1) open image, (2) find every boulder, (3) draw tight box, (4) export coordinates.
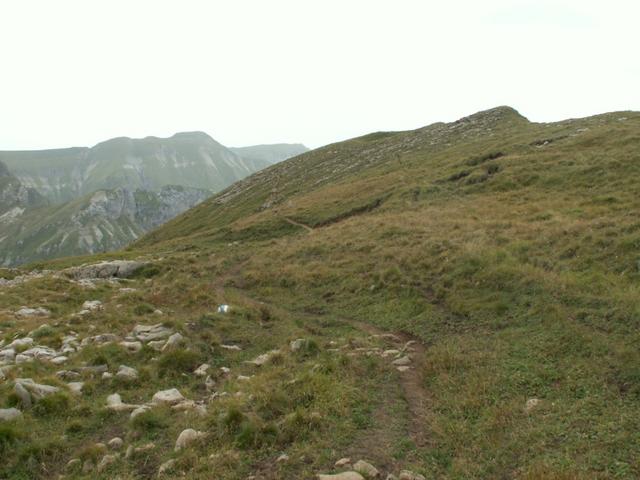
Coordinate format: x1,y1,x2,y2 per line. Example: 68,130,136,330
64,260,147,280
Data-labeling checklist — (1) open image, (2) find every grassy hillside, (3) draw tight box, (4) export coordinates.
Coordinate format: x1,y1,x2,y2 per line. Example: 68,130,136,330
2,106,640,479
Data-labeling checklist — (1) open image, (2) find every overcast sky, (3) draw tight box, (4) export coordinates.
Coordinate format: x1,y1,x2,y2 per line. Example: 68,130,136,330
1,0,638,150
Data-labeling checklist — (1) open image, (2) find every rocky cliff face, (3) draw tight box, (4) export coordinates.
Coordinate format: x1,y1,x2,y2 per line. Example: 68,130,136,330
0,134,305,265
0,185,210,266
0,160,47,216
0,133,270,205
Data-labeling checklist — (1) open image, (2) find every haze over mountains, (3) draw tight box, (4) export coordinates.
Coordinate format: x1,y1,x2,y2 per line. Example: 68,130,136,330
0,134,307,265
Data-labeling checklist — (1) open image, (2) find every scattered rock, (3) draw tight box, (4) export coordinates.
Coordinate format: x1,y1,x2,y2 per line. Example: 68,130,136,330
335,458,352,468
133,323,173,342
14,382,31,408
130,405,150,420
15,378,60,400
152,388,185,405
174,428,206,451
82,300,103,311
290,338,307,351
524,398,540,413
392,356,411,366
108,437,124,450
318,473,365,480
106,393,140,411
51,356,68,365
119,341,142,353
162,332,185,351
67,382,84,395
247,349,280,366
396,366,411,373
0,407,22,421
354,460,380,478
102,372,113,380
399,471,426,480
221,344,241,351
217,304,231,313
116,365,138,381
97,453,118,472
15,307,50,318
194,363,210,376
276,453,290,463
64,260,147,280
158,459,176,475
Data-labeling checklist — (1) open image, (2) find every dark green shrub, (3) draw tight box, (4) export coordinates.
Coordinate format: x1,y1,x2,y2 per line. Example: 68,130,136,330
157,349,202,376
33,392,70,417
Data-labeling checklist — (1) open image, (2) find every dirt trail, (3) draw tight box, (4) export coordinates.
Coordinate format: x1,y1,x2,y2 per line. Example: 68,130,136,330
282,216,314,233
213,266,430,449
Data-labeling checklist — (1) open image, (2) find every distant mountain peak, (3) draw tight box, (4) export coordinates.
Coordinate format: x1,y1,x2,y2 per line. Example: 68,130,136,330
456,105,529,124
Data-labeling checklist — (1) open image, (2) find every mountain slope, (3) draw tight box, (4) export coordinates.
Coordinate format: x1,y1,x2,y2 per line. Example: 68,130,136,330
0,132,265,204
229,143,308,166
131,106,640,477
2,107,640,479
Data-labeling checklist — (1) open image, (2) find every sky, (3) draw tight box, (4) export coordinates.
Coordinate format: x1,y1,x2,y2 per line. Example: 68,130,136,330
1,0,638,150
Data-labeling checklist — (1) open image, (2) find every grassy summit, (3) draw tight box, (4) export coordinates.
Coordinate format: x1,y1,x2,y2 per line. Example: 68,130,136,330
1,107,640,478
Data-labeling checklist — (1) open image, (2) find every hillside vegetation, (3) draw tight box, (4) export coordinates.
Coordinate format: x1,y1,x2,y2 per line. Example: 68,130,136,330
1,106,640,479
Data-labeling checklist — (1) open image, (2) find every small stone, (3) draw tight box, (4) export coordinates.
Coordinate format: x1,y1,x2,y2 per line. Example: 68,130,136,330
194,363,210,376
524,398,541,413
158,459,176,475
67,382,84,395
318,473,365,480
335,458,352,468
0,407,22,421
51,356,68,365
392,356,411,366
399,471,426,480
247,350,280,366
382,349,400,357
130,405,150,420
102,372,113,380
290,338,306,351
220,344,241,351
396,366,411,372
108,437,124,450
97,454,117,472
237,375,252,382
174,428,206,451
354,460,380,478
82,300,103,311
276,453,289,463
119,341,142,353
148,340,166,351
66,458,81,470
82,459,94,473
